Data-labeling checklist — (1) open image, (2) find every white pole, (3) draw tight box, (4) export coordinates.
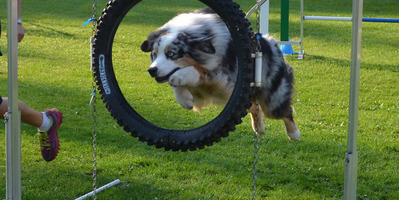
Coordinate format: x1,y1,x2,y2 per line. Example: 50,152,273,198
6,0,22,199
259,0,269,34
304,16,353,21
299,0,304,59
75,179,121,200
344,0,362,199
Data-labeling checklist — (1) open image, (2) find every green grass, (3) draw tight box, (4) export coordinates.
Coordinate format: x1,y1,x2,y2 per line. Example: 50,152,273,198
1,0,398,199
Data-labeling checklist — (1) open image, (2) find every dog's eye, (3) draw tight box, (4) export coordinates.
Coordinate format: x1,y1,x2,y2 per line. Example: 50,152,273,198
151,52,157,60
167,51,175,59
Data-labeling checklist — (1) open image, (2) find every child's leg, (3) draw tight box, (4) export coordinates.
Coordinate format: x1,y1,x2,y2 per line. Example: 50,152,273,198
0,97,43,127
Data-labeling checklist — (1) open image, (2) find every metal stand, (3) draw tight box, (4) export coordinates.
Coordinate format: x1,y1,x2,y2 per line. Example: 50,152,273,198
6,0,22,199
259,0,269,34
277,0,304,59
75,179,121,200
343,0,363,199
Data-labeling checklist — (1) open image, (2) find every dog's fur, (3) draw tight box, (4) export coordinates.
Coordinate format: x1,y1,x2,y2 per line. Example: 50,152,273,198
141,8,300,141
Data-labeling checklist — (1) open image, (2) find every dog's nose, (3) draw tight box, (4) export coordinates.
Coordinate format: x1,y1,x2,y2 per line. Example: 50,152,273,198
148,67,158,77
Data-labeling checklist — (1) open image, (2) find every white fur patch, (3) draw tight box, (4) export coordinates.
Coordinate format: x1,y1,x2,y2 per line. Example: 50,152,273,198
268,78,290,109
159,13,230,71
168,66,200,87
287,129,300,141
172,87,194,109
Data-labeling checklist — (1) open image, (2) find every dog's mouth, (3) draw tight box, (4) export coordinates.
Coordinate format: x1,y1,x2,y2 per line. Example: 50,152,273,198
154,68,181,83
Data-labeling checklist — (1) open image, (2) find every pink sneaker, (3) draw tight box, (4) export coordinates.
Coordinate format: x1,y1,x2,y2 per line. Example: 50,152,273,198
39,109,62,162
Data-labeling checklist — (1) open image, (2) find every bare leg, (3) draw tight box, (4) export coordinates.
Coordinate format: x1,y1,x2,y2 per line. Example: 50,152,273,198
248,102,265,135
0,97,43,127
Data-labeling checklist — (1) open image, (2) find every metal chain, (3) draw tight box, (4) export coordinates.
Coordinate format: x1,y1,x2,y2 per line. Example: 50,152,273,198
91,1,98,199
91,86,97,200
255,0,262,52
252,133,260,200
251,98,261,200
91,0,97,36
252,2,262,198
255,0,261,34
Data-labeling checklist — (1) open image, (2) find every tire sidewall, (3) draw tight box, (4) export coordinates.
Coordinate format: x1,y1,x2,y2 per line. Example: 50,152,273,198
93,0,254,151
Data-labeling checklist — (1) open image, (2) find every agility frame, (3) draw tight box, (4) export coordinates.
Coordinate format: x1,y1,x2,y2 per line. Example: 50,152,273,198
6,0,22,199
5,0,364,199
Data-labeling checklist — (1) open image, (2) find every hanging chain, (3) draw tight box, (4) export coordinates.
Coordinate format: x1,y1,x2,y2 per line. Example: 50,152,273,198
255,0,261,34
251,95,261,200
91,83,98,200
255,0,262,52
90,0,98,199
252,2,262,197
91,0,98,37
252,131,260,200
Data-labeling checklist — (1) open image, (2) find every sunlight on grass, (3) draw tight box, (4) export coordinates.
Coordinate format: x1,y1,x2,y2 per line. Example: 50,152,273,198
0,0,398,199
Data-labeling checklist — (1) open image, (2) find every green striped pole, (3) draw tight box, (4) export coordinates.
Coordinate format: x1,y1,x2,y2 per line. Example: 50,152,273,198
281,0,289,41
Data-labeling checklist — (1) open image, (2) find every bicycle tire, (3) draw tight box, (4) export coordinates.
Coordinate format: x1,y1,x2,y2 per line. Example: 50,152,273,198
92,0,254,151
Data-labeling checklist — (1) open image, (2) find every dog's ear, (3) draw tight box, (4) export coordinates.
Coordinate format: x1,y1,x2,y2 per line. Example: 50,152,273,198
192,39,216,54
141,28,169,52
141,40,152,52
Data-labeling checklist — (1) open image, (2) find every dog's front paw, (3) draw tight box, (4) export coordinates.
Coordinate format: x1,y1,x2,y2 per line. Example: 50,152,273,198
172,87,194,110
168,67,200,87
179,96,194,110
169,73,187,87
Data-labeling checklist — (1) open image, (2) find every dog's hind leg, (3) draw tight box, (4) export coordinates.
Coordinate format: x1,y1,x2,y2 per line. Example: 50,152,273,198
260,102,300,141
283,114,300,141
248,102,265,135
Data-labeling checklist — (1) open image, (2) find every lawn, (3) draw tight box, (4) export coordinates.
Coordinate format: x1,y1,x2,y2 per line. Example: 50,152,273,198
0,0,398,199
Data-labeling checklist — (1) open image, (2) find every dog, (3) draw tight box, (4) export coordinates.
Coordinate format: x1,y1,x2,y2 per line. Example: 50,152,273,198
141,8,300,141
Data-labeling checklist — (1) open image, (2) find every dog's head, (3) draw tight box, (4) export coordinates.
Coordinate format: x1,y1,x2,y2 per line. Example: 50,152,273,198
141,28,217,83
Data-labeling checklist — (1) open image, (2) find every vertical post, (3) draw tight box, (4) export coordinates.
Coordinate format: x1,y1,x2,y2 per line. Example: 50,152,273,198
299,0,304,57
259,0,269,34
6,0,22,199
344,0,363,199
281,0,289,41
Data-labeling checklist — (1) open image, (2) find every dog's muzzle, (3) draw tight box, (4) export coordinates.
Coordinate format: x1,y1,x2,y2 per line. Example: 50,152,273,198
148,67,180,83
148,67,158,77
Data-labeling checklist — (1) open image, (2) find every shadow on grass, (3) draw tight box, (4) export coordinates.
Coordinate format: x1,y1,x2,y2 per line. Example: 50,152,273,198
305,54,399,73
26,23,76,39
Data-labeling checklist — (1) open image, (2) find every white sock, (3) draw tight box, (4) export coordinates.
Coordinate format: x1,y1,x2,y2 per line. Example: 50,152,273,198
39,112,52,132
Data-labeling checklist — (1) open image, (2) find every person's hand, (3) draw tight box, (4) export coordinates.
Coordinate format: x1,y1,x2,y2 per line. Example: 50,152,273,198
17,23,25,42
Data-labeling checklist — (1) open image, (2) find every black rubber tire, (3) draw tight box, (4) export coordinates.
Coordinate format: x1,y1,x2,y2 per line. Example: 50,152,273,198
92,0,254,151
